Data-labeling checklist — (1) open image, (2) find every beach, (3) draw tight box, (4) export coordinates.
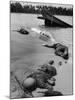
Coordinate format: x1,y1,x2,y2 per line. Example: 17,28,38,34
10,13,73,95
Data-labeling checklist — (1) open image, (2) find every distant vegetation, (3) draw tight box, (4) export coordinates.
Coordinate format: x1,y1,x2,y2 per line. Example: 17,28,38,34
10,2,73,16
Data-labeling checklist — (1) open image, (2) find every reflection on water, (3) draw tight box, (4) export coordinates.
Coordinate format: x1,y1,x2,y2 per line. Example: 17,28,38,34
10,13,73,95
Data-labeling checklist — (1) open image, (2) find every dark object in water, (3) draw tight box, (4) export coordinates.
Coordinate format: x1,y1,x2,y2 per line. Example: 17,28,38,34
48,60,54,65
17,28,29,35
38,9,72,28
58,61,62,66
43,43,69,60
54,43,69,60
45,91,63,96
65,61,67,64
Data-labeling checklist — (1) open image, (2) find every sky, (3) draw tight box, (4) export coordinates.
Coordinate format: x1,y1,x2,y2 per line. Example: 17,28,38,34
11,1,73,9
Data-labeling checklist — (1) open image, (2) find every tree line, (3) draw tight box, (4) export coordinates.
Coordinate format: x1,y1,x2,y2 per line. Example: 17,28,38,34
10,2,73,16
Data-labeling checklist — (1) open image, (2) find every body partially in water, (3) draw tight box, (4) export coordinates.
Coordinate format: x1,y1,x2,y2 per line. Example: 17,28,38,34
10,13,73,95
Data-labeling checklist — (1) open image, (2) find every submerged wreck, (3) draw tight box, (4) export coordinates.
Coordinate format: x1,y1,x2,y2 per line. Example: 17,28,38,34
38,9,72,28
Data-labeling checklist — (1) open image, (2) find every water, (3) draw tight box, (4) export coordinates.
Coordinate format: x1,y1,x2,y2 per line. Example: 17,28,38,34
10,13,73,95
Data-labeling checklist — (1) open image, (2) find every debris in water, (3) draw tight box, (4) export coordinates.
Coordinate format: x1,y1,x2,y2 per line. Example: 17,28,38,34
17,28,29,35
42,43,69,60
45,91,63,96
48,60,54,65
65,61,67,64
13,28,29,35
58,61,62,66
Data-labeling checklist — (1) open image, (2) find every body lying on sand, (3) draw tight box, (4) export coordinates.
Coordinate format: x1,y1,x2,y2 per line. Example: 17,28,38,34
10,61,63,98
10,27,69,98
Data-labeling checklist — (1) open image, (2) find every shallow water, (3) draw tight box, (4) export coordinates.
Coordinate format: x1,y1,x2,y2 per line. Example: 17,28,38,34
10,13,73,95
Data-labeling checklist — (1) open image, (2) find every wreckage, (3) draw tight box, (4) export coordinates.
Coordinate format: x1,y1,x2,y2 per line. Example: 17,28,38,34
38,9,73,28
12,28,29,35
42,43,69,60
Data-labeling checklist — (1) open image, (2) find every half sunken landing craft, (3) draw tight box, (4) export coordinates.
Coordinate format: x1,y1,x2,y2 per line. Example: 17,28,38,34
38,9,73,28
